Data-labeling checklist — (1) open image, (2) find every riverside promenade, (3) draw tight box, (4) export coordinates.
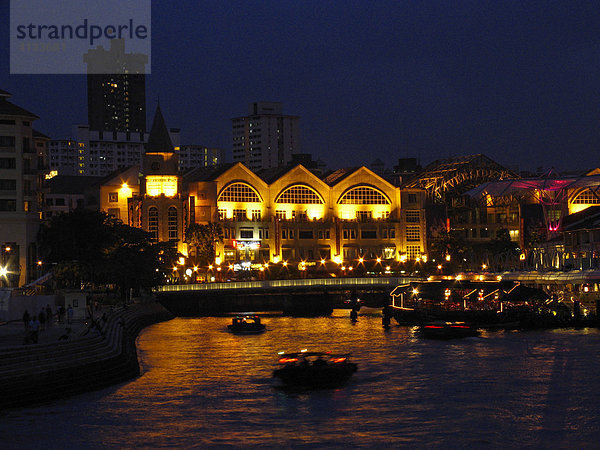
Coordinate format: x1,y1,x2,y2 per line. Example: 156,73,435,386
0,301,174,409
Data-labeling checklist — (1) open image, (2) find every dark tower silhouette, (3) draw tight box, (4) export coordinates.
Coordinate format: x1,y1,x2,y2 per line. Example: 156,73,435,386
84,39,148,133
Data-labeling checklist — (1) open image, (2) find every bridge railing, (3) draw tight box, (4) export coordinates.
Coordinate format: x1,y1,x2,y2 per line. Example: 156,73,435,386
155,277,418,293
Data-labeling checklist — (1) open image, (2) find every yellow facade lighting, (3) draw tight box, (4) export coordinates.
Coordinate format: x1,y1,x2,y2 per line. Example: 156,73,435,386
146,175,178,197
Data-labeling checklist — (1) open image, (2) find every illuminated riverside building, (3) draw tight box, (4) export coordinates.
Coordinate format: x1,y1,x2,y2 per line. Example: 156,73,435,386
98,105,427,264
0,89,48,286
95,103,427,267
195,164,428,264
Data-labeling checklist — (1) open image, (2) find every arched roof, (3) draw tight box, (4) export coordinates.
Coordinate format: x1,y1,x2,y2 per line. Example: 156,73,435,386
404,154,518,202
338,185,391,205
275,184,324,204
217,181,263,202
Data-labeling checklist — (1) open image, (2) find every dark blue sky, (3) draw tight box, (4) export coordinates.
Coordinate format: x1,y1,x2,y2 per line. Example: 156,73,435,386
1,1,600,172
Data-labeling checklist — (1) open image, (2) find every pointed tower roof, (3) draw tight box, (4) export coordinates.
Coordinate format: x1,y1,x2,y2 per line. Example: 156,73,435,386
146,103,173,153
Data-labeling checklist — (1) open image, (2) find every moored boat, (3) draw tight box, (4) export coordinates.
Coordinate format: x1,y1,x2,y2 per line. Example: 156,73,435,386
273,351,357,388
227,315,266,334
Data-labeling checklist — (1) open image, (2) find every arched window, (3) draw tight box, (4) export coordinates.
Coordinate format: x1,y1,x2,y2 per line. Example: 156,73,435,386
218,182,261,202
168,207,178,241
572,189,600,204
338,186,390,205
276,185,324,204
148,207,158,242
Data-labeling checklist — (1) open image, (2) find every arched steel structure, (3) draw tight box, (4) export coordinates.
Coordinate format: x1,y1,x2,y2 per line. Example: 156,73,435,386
403,154,518,203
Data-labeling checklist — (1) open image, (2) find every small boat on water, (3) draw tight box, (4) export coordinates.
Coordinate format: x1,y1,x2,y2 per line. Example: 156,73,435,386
420,321,479,339
227,315,266,334
273,351,357,388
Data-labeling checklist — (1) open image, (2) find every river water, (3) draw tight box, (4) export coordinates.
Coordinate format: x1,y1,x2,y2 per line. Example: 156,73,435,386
2,310,600,448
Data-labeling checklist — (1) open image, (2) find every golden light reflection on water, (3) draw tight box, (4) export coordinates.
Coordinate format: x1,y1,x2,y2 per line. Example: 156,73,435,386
2,312,600,448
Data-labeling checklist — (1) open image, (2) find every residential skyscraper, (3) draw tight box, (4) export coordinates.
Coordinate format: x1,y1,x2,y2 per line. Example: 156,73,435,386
232,102,300,171
84,39,148,133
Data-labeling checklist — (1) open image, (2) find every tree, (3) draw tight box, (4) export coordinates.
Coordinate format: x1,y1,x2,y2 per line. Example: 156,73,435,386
37,209,161,294
185,222,224,266
430,229,469,269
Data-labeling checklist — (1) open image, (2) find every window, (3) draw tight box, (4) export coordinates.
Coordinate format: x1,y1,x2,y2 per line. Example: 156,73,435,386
390,228,395,238
0,158,16,169
406,210,420,223
382,228,388,238
109,192,118,203
276,210,286,220
406,225,420,242
361,230,377,239
0,179,16,191
0,136,15,147
351,229,356,239
0,199,16,211
276,185,323,204
299,230,314,239
282,229,287,239
218,182,261,202
407,245,421,259
356,211,372,221
339,186,390,204
263,228,269,239
148,207,158,241
573,189,600,204
233,209,246,221
251,210,261,221
218,208,227,220
318,230,323,239
289,229,295,239
240,228,253,239
343,229,349,240
168,207,178,241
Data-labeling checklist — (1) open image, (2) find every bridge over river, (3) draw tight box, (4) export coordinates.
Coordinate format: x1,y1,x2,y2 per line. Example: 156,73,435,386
154,277,419,316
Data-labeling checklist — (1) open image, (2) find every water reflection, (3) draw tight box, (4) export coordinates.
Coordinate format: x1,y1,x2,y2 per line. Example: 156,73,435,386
1,312,600,448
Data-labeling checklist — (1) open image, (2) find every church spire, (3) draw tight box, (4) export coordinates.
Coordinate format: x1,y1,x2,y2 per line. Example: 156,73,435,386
146,103,173,153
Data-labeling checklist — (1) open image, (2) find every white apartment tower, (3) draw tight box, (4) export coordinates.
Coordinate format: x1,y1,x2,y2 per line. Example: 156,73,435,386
232,102,300,171
0,89,46,286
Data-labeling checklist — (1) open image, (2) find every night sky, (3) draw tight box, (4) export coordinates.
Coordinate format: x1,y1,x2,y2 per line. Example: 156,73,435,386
1,1,600,173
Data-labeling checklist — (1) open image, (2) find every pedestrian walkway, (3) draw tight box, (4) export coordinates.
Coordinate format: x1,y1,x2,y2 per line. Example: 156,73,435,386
0,318,90,348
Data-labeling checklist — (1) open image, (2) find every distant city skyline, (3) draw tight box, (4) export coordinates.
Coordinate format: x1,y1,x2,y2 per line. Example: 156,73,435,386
2,1,600,172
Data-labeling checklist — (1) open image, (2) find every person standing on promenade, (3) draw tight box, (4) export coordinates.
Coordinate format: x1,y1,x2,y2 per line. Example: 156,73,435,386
22,310,30,329
67,304,73,324
28,315,40,344
46,304,53,327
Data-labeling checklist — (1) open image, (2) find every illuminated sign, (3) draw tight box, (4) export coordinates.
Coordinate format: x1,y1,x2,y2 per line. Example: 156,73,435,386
232,240,260,250
146,175,178,197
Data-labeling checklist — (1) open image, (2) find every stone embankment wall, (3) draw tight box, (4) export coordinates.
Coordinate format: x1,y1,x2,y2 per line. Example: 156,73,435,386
0,302,174,410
